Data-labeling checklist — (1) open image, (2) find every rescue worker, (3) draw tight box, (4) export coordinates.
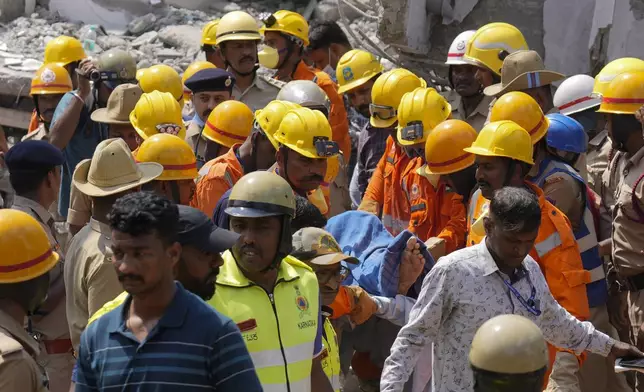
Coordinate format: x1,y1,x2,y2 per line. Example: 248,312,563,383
64,138,162,351
0,209,59,391
336,49,383,176
276,80,351,217
24,64,73,142
463,120,591,391
136,134,198,205
181,61,217,120
462,22,528,88
538,113,630,392
192,100,299,217
208,171,334,392
291,227,360,392
137,64,184,108
130,90,187,143
201,19,226,68
5,141,72,392
469,314,548,392
305,20,352,79
67,83,143,236
202,100,254,162
183,69,237,168
211,107,339,228
394,88,465,258
261,10,351,158
484,50,565,115
443,30,493,131
598,72,644,391
49,48,137,219
215,11,284,111
354,69,426,204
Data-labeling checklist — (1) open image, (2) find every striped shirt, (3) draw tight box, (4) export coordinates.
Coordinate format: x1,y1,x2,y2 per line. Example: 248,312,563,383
74,282,262,391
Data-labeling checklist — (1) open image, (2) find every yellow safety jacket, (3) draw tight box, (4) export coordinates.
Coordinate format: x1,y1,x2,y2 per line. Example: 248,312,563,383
87,291,129,326
321,317,341,392
209,251,320,392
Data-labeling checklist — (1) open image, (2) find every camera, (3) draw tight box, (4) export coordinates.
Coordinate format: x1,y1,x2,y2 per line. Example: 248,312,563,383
88,70,101,82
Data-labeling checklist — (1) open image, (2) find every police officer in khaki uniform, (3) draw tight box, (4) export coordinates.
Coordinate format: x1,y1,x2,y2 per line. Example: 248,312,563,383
184,68,236,168
598,72,644,391
214,11,284,112
0,209,60,392
469,314,548,392
64,138,162,350
5,141,74,392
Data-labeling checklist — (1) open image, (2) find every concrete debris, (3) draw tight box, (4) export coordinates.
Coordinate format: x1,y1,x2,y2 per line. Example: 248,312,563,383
158,25,202,51
127,13,157,35
131,31,158,48
156,48,183,60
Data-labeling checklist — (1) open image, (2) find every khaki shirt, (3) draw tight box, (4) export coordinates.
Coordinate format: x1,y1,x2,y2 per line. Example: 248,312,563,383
602,146,644,277
587,130,612,195
443,91,493,132
21,124,49,142
11,197,69,342
64,218,120,351
66,182,92,228
231,73,284,112
0,310,48,392
185,121,207,169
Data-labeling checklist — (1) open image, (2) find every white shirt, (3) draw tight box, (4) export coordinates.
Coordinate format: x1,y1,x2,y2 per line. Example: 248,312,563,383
381,241,614,392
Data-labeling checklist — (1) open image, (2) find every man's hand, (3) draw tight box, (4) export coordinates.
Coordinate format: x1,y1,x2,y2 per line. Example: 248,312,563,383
76,58,97,100
398,236,425,294
609,340,644,361
344,285,378,325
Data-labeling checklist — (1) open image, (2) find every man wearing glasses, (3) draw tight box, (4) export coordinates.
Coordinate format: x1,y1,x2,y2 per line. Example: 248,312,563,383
48,48,137,220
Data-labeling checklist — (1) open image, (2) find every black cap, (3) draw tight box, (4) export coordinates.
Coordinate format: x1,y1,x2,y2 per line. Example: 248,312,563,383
177,205,239,253
185,68,236,94
5,140,64,172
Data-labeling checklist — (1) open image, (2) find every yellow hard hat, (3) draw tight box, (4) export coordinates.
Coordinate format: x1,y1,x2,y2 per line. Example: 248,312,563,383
182,61,218,101
130,91,187,140
201,19,220,46
138,64,184,106
424,119,477,175
254,100,302,150
31,63,73,95
136,134,198,181
470,314,548,374
370,69,427,128
463,22,528,76
464,120,534,164
396,87,451,146
336,49,384,95
260,10,310,46
227,171,296,218
44,35,86,66
204,100,254,147
273,107,339,158
597,71,644,114
216,11,262,45
593,58,644,98
0,209,59,284
489,91,549,144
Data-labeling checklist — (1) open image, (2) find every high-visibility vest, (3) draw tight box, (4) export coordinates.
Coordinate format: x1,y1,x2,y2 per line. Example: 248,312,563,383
530,157,607,308
320,318,341,392
209,251,320,392
87,291,129,326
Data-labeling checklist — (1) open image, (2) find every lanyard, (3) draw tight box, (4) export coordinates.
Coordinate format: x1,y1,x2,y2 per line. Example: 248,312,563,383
497,271,542,316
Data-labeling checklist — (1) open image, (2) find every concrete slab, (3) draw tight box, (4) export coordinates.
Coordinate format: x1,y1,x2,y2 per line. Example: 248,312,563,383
48,0,153,30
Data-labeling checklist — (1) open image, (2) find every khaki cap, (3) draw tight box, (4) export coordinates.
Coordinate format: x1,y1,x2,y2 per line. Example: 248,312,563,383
484,50,565,97
72,138,163,197
292,227,359,266
91,84,143,124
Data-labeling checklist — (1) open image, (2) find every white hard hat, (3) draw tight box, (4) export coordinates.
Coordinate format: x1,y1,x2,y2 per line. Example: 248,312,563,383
446,30,477,65
553,74,601,116
277,80,330,112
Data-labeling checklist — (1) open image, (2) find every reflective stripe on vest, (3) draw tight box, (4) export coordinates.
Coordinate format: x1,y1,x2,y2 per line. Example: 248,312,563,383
210,252,319,391
534,232,562,257
531,157,607,307
321,318,341,392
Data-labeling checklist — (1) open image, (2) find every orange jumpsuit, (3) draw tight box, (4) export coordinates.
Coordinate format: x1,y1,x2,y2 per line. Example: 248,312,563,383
289,61,351,159
402,169,466,254
28,110,39,133
359,136,417,236
467,181,590,379
191,145,245,217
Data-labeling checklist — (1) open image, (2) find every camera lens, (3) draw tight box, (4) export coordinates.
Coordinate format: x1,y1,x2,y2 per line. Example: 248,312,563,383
89,70,101,82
